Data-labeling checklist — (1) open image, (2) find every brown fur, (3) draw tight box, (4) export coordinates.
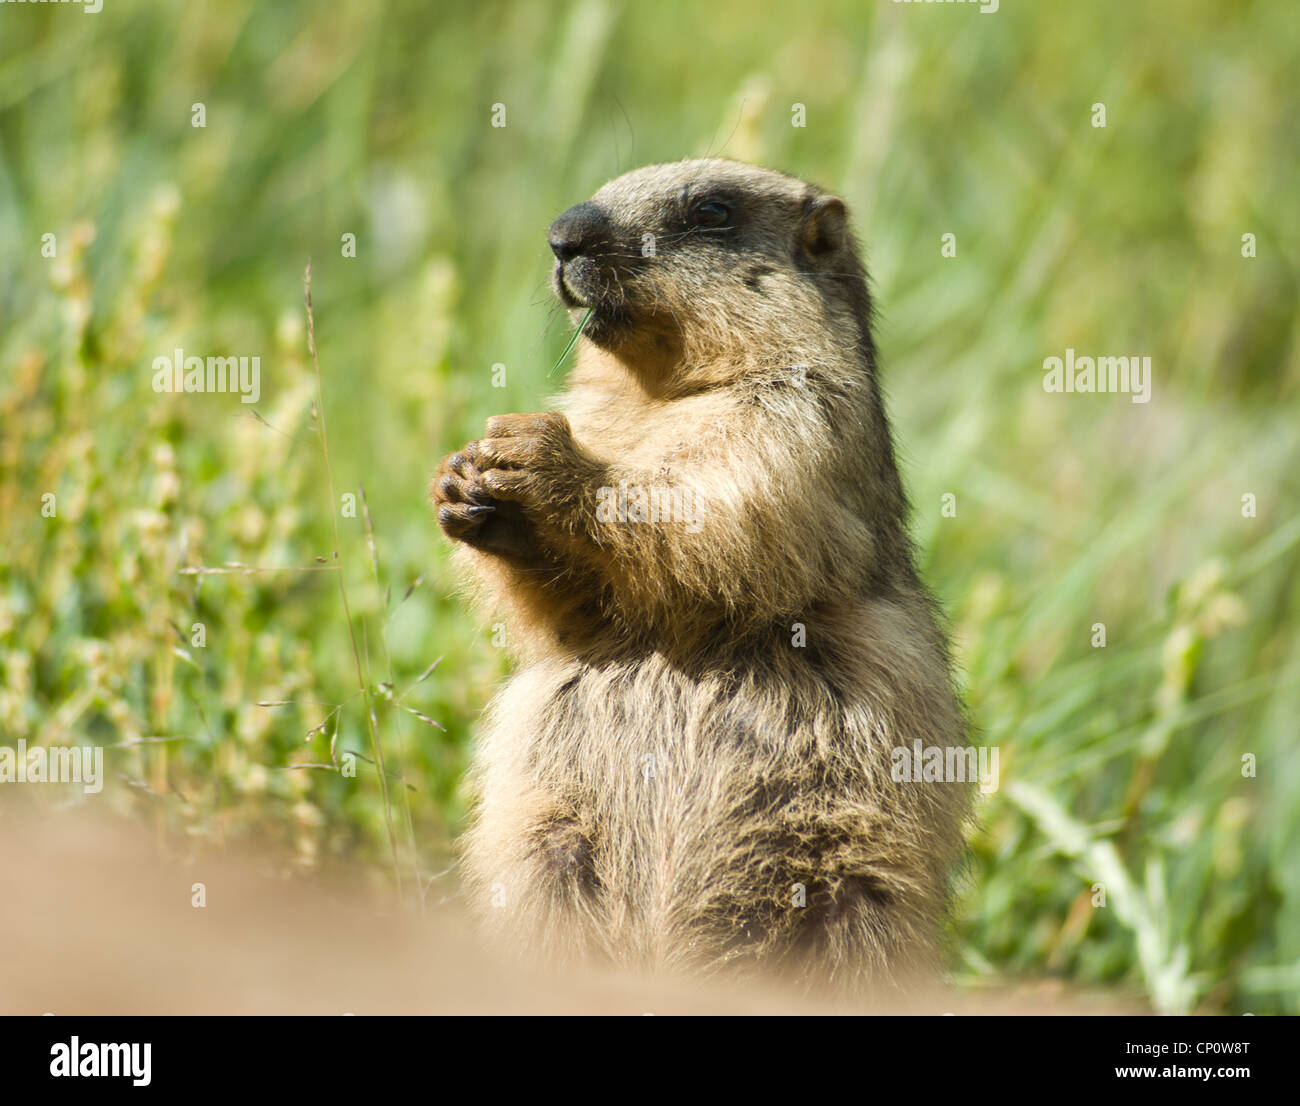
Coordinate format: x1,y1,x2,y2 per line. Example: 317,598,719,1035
432,158,971,994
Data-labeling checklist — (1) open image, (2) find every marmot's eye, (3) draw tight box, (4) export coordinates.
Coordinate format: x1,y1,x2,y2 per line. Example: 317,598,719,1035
692,202,730,228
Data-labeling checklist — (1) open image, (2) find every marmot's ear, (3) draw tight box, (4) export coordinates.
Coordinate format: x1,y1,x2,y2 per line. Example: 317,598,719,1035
801,194,847,259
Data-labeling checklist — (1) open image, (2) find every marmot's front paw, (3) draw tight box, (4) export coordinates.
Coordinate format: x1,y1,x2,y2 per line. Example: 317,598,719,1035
432,443,533,559
473,412,585,512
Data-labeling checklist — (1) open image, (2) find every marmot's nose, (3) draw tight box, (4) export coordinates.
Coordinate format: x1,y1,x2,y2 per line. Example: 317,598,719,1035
549,202,608,262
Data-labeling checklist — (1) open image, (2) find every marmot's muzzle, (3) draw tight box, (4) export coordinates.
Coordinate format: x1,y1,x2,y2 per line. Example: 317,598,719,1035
548,201,609,262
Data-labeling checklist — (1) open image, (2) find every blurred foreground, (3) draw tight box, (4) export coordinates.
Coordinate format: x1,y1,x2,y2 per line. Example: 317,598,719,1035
0,807,1141,1016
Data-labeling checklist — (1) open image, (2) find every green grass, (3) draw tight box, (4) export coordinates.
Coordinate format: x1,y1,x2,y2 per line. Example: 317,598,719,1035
1,0,1297,1012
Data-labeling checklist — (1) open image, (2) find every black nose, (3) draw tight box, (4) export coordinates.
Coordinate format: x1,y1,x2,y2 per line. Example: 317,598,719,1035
549,201,608,262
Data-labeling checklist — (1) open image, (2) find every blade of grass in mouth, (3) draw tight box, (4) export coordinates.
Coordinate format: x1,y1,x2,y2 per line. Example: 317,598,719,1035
548,308,593,378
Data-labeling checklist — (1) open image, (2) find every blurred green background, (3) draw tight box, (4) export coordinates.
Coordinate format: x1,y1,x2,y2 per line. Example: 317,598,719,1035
2,0,1297,1013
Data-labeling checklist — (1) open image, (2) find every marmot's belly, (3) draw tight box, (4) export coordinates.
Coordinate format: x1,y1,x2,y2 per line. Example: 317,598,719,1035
495,658,867,956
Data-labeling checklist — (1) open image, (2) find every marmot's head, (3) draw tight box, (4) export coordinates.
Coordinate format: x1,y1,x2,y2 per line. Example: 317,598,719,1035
549,159,871,379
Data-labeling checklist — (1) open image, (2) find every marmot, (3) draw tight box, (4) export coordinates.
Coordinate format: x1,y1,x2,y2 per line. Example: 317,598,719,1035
432,159,970,993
